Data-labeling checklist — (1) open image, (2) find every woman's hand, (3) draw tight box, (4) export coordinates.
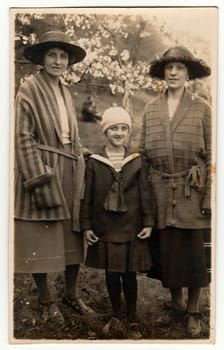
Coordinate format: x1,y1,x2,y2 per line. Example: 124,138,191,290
137,227,152,239
84,230,99,246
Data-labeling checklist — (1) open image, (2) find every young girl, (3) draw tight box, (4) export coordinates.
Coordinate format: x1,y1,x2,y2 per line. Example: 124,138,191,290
80,107,154,339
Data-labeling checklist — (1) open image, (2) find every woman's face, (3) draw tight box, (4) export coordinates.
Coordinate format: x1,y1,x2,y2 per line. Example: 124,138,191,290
164,62,189,90
43,48,69,78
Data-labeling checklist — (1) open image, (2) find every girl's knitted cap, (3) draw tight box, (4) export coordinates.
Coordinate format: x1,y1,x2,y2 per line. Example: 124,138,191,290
101,107,132,133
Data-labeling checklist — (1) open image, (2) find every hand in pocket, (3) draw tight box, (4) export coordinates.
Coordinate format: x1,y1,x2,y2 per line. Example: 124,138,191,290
33,177,62,209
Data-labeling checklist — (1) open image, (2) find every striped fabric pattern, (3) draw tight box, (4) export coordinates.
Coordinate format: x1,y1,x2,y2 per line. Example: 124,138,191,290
14,70,85,229
105,149,124,171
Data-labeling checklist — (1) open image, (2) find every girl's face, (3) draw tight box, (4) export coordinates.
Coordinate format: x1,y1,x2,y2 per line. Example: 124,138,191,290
164,61,189,90
105,123,130,148
43,48,69,78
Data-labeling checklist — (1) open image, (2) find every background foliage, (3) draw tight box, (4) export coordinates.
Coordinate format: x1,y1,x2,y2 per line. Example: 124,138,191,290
14,12,211,112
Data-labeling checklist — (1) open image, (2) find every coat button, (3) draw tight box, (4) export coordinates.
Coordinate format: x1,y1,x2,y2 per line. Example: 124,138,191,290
172,199,177,206
166,219,176,226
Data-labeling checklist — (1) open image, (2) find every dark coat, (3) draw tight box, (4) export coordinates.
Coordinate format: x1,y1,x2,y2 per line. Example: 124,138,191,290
140,89,211,229
14,70,85,230
80,148,154,243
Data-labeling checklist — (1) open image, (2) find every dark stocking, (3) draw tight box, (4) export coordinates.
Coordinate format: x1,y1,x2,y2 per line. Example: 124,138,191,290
105,271,121,319
121,272,137,323
64,264,80,299
32,273,52,304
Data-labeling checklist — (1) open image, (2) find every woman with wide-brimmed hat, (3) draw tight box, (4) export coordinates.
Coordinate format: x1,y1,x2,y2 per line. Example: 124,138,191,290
14,30,95,322
140,46,212,337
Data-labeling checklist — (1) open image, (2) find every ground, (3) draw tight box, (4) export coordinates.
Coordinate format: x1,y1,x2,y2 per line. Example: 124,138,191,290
13,267,211,341
12,89,212,342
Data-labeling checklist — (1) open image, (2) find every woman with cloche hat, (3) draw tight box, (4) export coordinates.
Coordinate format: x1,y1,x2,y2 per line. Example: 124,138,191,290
140,46,212,337
14,30,95,322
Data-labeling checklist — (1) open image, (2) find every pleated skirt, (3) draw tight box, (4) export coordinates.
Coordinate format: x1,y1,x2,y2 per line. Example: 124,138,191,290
86,237,152,273
148,228,211,288
14,145,84,273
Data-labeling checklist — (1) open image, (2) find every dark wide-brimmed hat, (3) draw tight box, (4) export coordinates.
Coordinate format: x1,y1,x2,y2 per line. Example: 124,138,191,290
149,46,211,80
23,30,86,65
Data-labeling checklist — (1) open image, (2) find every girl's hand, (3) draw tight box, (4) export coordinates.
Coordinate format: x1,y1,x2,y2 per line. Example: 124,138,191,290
82,147,92,160
137,227,152,239
84,230,99,246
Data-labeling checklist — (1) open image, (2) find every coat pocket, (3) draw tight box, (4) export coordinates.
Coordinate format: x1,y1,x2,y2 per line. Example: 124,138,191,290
32,166,63,209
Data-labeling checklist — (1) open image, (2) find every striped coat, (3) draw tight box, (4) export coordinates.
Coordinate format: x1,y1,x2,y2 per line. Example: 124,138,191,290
140,89,212,229
14,70,85,231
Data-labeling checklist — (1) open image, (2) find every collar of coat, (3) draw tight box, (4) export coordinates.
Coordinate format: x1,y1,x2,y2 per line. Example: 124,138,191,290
33,69,80,147
91,147,140,213
156,88,198,134
90,147,141,172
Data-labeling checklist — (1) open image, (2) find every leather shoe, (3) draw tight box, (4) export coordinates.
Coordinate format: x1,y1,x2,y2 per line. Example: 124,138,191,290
185,312,202,338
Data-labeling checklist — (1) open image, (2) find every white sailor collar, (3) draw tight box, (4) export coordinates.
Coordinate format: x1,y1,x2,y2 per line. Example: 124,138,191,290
90,152,141,172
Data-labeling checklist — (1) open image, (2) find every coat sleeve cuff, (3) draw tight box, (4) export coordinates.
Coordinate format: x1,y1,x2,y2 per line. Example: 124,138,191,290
23,166,53,190
80,224,93,232
201,191,211,210
142,216,155,228
201,200,211,211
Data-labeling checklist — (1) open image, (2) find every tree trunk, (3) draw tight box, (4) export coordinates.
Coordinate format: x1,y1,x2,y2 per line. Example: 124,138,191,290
122,83,133,116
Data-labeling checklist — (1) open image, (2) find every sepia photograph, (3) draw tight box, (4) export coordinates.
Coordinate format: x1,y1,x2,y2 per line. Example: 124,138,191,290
9,6,217,344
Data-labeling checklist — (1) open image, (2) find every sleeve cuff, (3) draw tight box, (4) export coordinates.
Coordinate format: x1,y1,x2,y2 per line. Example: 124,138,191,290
201,192,211,211
23,166,53,190
142,217,155,228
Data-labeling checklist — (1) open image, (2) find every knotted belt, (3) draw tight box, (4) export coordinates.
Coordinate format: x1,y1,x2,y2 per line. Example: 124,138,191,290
185,165,203,196
151,165,203,197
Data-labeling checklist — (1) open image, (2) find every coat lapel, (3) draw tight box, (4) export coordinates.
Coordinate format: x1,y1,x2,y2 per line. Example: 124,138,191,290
156,89,195,172
157,93,170,129
60,84,76,142
170,89,195,133
156,94,175,172
37,71,64,145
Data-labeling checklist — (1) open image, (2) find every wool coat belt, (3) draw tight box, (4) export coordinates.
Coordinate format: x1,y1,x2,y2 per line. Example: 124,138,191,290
37,144,78,161
150,165,203,198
